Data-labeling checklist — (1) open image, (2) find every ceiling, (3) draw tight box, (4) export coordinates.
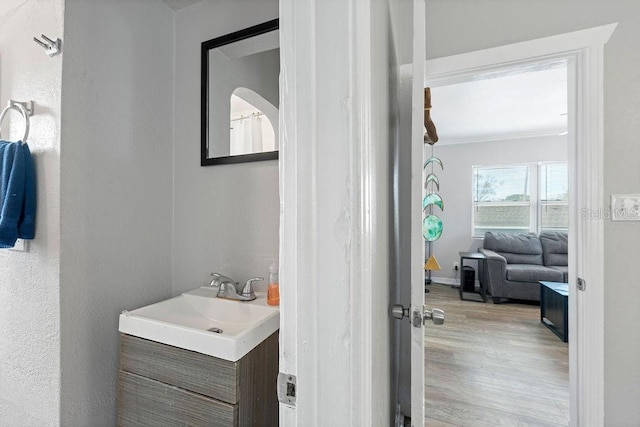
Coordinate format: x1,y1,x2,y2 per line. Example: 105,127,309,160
429,63,568,144
161,0,204,11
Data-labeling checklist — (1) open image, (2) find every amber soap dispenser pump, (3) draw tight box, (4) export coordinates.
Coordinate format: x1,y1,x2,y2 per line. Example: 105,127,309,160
267,261,280,306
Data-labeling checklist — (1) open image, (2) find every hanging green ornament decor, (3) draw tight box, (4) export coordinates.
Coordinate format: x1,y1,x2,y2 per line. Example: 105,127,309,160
422,193,444,212
422,214,443,242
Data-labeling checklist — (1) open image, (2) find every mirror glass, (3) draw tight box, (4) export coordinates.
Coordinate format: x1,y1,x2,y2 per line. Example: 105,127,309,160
201,19,279,166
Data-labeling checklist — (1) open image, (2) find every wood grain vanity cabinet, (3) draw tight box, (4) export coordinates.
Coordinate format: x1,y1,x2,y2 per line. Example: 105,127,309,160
117,332,279,426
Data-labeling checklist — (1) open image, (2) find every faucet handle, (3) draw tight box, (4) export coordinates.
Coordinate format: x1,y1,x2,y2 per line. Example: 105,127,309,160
241,277,263,297
209,272,235,288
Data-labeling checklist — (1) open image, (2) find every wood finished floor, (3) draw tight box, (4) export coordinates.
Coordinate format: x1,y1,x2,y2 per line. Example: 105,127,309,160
424,283,569,427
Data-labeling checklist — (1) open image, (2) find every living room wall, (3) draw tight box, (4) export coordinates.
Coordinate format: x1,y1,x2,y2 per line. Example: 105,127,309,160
430,135,567,284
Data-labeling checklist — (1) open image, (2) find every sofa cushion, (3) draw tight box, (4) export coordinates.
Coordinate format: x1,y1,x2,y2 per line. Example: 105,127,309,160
548,265,569,282
540,231,568,267
506,264,564,282
483,232,543,265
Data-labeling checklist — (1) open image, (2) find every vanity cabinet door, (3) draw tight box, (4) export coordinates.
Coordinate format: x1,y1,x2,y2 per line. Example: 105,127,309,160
120,334,239,403
118,332,279,426
118,370,237,426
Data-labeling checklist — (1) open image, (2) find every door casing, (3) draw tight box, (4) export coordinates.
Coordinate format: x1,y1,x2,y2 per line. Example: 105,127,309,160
414,23,617,425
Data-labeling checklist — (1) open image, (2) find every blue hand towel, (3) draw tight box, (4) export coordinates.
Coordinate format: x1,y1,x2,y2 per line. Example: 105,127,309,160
0,140,36,248
18,143,36,239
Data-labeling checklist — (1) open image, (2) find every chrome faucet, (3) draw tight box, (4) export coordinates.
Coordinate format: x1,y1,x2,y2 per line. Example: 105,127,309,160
208,273,235,288
208,273,262,301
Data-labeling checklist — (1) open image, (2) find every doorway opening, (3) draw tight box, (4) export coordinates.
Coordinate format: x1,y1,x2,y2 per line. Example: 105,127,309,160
423,59,571,425
229,88,278,156
411,24,617,424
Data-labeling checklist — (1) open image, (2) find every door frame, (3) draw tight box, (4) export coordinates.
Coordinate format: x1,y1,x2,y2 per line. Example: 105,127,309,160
278,0,397,425
418,23,616,426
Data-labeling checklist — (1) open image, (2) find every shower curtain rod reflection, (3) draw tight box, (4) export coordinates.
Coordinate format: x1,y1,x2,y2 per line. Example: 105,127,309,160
230,112,265,123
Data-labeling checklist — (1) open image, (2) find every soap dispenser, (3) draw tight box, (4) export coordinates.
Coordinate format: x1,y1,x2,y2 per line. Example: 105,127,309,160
267,261,280,306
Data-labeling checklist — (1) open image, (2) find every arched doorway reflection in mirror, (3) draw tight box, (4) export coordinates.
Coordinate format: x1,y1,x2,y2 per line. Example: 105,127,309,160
230,87,278,156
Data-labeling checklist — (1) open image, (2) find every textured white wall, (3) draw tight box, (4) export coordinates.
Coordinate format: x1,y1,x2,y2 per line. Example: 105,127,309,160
59,1,174,424
426,1,640,424
432,136,567,283
0,1,63,425
173,0,279,296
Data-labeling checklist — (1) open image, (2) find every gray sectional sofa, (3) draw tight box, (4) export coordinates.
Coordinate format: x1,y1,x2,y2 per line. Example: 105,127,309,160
479,231,568,303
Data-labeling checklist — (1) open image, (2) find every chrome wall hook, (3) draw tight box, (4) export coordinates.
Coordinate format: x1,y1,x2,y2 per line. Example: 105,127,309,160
33,34,62,57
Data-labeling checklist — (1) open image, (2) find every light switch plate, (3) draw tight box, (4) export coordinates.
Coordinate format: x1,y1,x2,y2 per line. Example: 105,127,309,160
9,239,28,252
611,194,640,221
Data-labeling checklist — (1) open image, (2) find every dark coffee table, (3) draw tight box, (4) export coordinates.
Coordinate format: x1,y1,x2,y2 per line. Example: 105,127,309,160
539,281,569,342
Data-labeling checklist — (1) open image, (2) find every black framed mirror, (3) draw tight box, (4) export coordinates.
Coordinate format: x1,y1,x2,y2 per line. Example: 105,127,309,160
201,19,279,166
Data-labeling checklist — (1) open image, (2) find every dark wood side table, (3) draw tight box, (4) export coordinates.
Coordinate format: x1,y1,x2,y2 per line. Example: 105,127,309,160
540,281,569,342
459,252,487,302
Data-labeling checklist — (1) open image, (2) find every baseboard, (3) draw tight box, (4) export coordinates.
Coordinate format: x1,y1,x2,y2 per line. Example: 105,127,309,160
429,276,459,286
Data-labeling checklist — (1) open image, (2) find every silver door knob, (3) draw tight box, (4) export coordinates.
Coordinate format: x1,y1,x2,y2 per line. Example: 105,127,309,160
424,308,445,325
391,304,410,320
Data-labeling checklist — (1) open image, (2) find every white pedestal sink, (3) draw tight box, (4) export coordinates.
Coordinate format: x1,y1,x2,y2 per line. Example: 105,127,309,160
118,287,280,362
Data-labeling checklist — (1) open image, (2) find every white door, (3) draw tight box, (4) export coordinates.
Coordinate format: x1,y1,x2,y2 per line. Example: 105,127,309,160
389,0,443,424
406,1,442,424
409,0,427,424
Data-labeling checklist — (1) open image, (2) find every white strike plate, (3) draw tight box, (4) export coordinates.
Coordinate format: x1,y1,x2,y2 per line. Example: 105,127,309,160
277,372,296,406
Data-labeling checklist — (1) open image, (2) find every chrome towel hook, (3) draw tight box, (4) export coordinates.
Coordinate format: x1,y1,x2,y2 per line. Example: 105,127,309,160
33,34,62,57
0,101,34,144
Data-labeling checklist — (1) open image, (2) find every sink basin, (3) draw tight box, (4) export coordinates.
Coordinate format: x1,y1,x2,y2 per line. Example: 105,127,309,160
118,287,280,361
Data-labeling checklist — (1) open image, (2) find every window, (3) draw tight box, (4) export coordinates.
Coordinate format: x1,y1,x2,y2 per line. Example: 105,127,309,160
539,163,569,231
472,162,568,237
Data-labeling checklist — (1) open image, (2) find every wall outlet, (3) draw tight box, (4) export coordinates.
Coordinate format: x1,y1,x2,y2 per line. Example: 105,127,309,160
453,261,459,271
